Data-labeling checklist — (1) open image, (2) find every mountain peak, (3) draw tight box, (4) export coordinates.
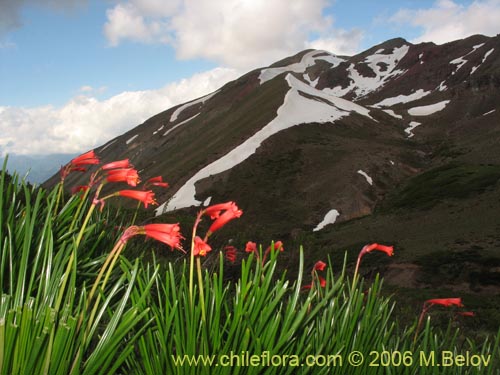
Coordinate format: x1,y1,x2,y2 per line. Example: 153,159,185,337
52,35,500,244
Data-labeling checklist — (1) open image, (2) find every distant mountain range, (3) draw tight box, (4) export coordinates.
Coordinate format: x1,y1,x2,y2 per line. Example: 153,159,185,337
2,153,75,184
46,34,500,300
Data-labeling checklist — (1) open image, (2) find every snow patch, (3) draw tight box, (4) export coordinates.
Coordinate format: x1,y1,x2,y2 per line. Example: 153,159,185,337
382,109,403,119
450,44,486,75
303,73,319,87
357,170,373,185
126,134,138,145
259,50,344,84
153,124,165,135
408,100,450,116
99,139,117,152
404,121,421,138
482,109,496,116
346,45,409,98
163,113,200,137
390,160,395,165
483,48,494,63
313,209,340,232
203,196,212,206
450,56,467,72
438,81,448,91
170,91,216,123
156,74,373,214
373,89,430,107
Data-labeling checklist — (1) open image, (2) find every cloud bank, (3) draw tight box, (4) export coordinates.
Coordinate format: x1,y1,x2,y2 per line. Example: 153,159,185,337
103,0,363,68
0,67,239,155
390,0,500,44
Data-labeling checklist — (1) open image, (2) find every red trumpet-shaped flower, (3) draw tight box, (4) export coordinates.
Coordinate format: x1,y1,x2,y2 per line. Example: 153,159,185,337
206,201,243,233
457,311,475,317
415,297,465,342
102,159,133,170
224,245,237,263
360,243,394,257
205,201,235,219
313,260,327,271
60,150,100,180
107,168,140,186
71,150,100,166
245,241,257,253
303,259,328,291
424,298,463,308
120,223,184,251
265,241,284,253
118,190,156,208
144,223,184,251
354,243,394,276
193,236,212,257
144,176,169,189
318,276,327,288
71,185,90,195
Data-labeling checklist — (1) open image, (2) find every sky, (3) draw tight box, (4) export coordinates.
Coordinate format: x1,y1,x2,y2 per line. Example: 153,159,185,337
1,0,500,156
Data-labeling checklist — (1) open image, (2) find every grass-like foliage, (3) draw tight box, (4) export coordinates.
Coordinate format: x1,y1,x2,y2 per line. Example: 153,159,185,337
0,155,499,374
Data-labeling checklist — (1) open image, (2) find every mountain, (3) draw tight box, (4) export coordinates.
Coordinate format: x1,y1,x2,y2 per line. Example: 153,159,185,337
49,35,500,312
2,153,76,184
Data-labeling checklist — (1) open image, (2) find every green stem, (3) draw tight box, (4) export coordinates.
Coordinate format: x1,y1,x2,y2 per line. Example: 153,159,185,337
189,211,204,308
55,184,103,312
52,181,65,217
86,241,123,308
414,304,429,344
85,242,125,336
68,188,91,233
196,256,206,324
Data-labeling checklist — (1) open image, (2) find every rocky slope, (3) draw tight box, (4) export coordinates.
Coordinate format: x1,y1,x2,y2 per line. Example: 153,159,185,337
55,34,498,235
45,34,500,331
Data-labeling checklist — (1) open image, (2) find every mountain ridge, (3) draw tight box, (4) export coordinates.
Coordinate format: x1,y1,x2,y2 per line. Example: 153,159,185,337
47,34,500,254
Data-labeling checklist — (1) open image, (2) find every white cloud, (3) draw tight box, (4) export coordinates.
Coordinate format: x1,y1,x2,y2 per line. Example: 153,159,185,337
103,0,364,69
306,29,365,56
390,0,500,44
104,3,171,46
0,67,240,155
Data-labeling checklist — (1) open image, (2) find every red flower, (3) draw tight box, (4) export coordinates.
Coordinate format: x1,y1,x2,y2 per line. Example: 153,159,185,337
193,236,212,256
71,185,90,195
60,150,100,180
318,276,327,288
313,260,327,271
118,190,156,208
265,240,284,253
106,168,140,186
224,245,237,263
457,311,475,317
425,298,463,308
355,243,394,275
71,150,100,166
245,241,257,253
143,223,183,251
144,176,169,188
207,202,243,233
360,243,394,257
302,276,327,291
102,159,133,170
205,202,235,219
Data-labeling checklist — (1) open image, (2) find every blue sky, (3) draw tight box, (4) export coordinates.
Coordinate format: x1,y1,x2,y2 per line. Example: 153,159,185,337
1,0,499,156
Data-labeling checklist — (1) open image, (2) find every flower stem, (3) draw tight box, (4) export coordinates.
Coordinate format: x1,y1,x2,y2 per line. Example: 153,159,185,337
55,184,103,312
189,211,204,307
196,256,207,324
